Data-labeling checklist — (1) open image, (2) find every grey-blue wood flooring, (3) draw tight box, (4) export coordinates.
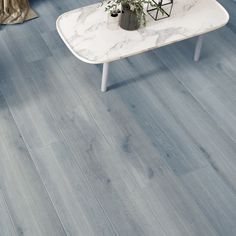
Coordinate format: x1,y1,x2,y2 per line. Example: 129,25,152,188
0,0,236,235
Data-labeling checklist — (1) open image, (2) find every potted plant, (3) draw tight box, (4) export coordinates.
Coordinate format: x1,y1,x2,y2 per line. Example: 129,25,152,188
103,0,164,31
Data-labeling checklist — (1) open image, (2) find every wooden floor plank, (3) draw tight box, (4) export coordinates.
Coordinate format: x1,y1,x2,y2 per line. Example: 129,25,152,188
0,93,66,236
2,26,52,63
29,142,117,236
0,72,63,149
181,166,236,236
0,190,17,236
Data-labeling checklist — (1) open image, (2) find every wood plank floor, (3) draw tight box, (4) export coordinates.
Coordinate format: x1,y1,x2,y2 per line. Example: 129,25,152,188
0,0,236,235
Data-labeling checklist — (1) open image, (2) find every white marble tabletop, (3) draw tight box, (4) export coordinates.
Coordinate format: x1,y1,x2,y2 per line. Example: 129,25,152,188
56,0,229,64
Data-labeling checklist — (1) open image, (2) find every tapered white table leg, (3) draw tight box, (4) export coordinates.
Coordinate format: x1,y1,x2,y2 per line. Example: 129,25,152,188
194,35,204,62
101,62,109,92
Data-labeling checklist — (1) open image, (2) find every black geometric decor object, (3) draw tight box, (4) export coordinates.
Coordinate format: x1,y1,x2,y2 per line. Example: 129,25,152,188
147,0,173,21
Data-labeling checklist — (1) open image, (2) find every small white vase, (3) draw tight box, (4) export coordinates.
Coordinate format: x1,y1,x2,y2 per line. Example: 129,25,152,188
107,12,120,30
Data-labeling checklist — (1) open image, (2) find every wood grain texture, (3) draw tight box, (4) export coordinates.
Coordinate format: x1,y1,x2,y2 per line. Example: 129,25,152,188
0,190,17,236
181,166,236,235
29,142,117,236
0,0,236,235
0,93,66,236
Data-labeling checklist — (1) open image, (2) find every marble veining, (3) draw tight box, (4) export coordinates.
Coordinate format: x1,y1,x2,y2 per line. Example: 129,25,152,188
56,0,229,64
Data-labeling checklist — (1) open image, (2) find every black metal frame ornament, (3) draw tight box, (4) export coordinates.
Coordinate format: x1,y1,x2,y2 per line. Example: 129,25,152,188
147,0,173,21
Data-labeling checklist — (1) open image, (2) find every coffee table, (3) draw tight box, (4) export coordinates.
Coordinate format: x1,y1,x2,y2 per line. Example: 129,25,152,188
56,0,229,92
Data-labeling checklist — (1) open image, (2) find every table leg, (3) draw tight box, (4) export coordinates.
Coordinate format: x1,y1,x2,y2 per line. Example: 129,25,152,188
101,62,109,92
194,35,204,62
